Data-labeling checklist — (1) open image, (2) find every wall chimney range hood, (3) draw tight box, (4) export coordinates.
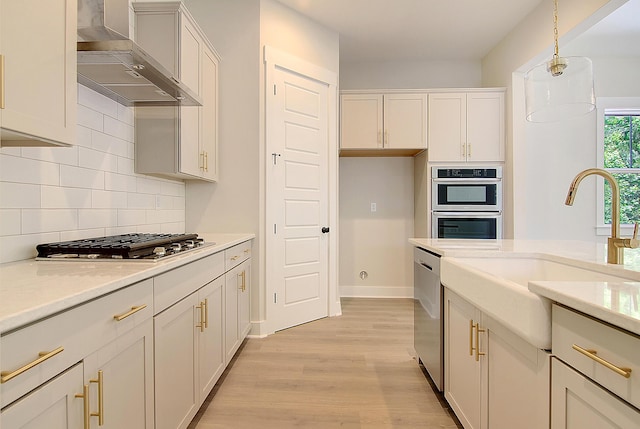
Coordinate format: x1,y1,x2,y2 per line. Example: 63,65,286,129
77,0,202,107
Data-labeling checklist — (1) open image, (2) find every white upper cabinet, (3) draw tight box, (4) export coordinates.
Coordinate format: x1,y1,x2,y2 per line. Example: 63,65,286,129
0,0,76,147
340,92,427,155
134,2,219,182
428,91,504,163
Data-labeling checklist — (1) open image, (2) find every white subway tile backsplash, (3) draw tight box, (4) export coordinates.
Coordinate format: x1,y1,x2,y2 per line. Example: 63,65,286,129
0,86,186,263
78,209,118,229
0,154,60,186
21,146,79,166
60,228,107,242
127,193,155,209
60,165,105,190
104,115,134,142
41,186,92,209
118,209,147,226
105,172,137,192
22,209,78,234
77,104,104,131
78,84,119,118
0,209,21,236
137,177,162,194
92,190,127,209
0,232,60,263
91,130,130,158
0,183,41,208
79,147,118,173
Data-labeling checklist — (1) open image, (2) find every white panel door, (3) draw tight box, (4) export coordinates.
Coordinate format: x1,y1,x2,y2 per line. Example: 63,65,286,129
268,64,330,332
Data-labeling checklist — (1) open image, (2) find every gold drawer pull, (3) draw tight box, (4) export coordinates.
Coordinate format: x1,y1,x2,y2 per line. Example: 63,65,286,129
1,347,64,383
469,320,474,356
230,255,239,261
572,344,632,378
90,370,104,425
113,304,147,321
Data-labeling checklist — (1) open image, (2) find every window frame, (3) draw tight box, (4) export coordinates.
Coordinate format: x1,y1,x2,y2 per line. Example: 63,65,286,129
596,97,640,236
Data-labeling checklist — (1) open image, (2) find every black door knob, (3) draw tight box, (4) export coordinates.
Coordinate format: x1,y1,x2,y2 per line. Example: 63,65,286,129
321,227,330,233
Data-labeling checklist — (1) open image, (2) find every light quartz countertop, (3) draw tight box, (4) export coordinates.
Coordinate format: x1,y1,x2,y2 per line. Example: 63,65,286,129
410,238,640,337
0,233,255,334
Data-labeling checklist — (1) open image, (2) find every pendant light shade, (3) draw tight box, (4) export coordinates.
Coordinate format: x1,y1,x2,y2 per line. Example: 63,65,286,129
525,56,595,122
524,0,596,122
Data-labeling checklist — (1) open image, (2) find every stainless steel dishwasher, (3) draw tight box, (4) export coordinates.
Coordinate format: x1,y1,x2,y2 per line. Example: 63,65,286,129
413,246,443,391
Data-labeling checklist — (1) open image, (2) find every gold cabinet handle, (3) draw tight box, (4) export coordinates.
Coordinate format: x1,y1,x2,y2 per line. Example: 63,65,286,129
200,151,205,170
467,143,472,158
377,130,382,147
469,320,474,356
113,304,147,322
572,344,632,378
205,151,209,172
196,301,206,332
384,130,389,147
1,347,64,383
90,370,104,425
244,249,250,254
0,54,4,109
75,384,91,429
203,298,208,329
238,270,246,292
475,323,486,361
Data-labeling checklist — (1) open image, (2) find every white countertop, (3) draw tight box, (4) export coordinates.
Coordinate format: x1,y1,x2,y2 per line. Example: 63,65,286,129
0,233,255,334
410,238,640,337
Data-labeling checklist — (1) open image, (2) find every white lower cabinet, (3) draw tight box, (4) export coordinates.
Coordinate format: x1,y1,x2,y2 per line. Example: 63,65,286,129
154,277,225,429
0,279,154,429
551,358,639,429
0,363,83,429
444,288,549,429
225,258,251,364
550,304,640,429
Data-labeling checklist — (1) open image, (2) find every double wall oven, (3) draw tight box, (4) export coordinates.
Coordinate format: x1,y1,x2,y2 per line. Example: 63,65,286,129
431,166,503,239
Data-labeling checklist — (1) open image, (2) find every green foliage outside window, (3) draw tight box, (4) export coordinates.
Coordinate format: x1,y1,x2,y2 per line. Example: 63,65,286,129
603,115,640,224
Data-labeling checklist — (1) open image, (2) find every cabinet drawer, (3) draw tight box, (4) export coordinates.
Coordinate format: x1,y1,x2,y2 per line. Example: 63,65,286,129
1,279,153,408
552,304,640,409
154,252,225,313
225,241,251,271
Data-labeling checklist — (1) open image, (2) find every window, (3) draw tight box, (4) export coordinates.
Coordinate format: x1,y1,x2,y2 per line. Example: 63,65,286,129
603,112,640,224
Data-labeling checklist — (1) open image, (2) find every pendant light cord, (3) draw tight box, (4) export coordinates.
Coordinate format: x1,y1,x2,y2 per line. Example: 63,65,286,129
553,0,560,59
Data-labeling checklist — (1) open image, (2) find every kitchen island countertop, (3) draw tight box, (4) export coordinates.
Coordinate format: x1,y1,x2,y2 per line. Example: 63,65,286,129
410,238,640,336
0,233,255,334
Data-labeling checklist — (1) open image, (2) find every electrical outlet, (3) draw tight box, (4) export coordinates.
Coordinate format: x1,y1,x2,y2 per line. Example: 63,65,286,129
371,203,377,212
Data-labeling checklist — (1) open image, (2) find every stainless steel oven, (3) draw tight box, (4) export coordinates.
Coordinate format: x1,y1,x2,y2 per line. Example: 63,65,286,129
431,166,503,239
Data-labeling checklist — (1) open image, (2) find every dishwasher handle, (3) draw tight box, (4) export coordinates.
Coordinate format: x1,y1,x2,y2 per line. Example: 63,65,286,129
419,262,434,271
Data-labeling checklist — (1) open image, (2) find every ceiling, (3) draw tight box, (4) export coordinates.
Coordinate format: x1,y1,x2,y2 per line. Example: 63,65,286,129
274,0,640,62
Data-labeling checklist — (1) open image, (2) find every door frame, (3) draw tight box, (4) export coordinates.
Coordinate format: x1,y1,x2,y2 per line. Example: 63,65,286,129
262,45,340,335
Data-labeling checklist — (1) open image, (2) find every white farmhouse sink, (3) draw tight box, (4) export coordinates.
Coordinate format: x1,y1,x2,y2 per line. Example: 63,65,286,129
440,254,633,349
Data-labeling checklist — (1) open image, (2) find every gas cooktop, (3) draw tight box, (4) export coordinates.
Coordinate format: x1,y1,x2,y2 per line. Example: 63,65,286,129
36,233,211,261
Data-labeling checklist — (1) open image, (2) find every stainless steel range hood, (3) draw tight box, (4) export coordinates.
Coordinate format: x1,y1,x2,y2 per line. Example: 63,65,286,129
77,0,201,107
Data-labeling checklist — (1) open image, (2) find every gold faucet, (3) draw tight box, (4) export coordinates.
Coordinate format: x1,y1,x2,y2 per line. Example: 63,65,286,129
565,168,639,264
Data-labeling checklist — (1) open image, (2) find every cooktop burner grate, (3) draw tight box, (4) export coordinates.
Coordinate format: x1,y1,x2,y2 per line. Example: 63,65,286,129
36,233,202,260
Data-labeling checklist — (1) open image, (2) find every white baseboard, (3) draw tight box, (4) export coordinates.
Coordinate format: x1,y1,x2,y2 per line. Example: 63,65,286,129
340,285,413,298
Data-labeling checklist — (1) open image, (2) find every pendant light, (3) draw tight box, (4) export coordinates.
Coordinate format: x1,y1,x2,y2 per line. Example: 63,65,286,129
524,0,595,122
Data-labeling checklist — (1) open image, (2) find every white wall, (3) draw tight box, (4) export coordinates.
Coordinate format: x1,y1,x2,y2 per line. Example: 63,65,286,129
339,157,414,297
0,85,186,263
481,0,629,240
340,59,481,90
339,60,481,297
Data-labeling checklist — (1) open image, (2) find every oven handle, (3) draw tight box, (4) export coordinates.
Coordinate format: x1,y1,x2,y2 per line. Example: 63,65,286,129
432,178,501,184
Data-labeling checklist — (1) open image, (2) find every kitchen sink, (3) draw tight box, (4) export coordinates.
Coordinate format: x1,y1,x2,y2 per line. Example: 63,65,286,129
440,254,635,349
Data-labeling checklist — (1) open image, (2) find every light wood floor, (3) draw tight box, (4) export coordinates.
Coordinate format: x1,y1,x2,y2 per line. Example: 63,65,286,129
190,298,462,429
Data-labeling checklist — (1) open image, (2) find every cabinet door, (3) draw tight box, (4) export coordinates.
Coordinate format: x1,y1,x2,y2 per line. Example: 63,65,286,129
154,293,199,429
84,319,154,429
179,13,202,97
340,94,383,149
0,0,76,146
444,289,484,429
0,363,83,429
467,92,504,162
225,265,240,364
237,259,251,339
551,358,640,429
427,93,466,162
383,94,427,149
200,45,219,181
197,277,225,400
179,105,201,178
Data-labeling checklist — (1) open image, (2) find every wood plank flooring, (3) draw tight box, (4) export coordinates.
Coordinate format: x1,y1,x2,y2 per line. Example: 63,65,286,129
191,298,462,428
